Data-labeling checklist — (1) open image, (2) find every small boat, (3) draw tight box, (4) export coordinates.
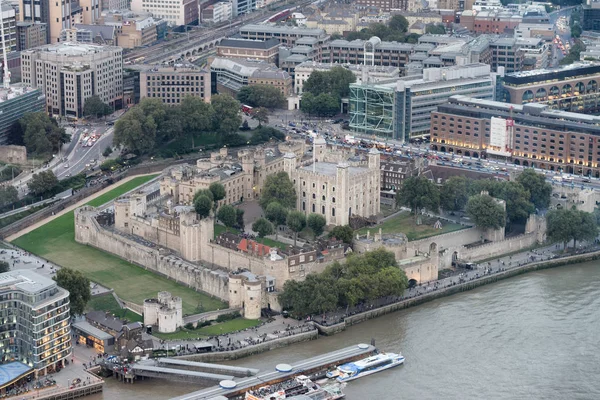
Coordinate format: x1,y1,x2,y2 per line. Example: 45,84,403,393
326,352,405,383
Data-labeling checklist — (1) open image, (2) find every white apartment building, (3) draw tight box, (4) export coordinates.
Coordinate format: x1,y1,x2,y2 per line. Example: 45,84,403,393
131,0,198,26
0,270,71,376
21,42,123,118
212,2,233,23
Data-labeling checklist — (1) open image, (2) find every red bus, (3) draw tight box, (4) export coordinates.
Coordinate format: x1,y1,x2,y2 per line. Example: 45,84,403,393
241,105,253,115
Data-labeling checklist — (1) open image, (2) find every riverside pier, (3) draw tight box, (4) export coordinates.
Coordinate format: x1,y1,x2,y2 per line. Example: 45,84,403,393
170,343,376,400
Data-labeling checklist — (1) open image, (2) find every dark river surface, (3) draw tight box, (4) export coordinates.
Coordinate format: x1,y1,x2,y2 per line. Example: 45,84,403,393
91,261,600,400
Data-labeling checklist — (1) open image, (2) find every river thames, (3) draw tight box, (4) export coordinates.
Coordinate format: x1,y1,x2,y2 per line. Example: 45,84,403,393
93,261,600,400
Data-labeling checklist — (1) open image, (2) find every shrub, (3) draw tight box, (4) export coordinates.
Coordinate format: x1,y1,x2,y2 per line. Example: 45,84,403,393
216,311,242,323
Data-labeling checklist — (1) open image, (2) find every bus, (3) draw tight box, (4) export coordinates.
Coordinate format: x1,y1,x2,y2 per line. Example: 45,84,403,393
241,104,253,115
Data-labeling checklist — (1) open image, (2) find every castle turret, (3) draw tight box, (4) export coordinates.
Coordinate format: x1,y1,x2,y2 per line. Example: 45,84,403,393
228,274,244,309
243,280,262,320
336,162,349,226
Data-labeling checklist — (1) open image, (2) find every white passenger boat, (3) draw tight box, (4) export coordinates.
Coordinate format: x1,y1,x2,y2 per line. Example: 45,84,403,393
326,352,405,383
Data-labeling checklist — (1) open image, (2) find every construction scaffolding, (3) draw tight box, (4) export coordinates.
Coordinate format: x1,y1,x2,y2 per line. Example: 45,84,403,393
349,83,396,140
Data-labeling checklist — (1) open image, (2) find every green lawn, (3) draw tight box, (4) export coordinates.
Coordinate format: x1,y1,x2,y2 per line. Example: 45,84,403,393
86,294,143,323
214,223,288,248
12,175,227,315
214,223,239,238
357,211,466,241
152,318,261,341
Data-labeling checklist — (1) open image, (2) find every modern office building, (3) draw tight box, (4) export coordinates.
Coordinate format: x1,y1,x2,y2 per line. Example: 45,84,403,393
500,63,600,114
0,270,71,376
0,5,17,57
130,0,198,26
60,25,116,45
431,95,600,176
210,57,292,96
16,21,47,51
349,63,496,141
217,38,281,65
326,37,414,70
202,1,233,23
140,64,211,104
583,0,600,31
239,24,327,47
0,84,45,145
21,42,123,118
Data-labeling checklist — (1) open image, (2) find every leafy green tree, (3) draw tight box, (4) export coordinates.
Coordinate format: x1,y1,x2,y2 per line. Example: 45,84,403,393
301,92,339,117
99,159,121,172
18,112,69,156
286,210,306,246
236,208,245,231
83,95,112,118
252,217,274,238
497,181,535,224
237,85,285,109
265,201,288,240
54,267,91,316
217,204,237,231
113,107,157,154
465,194,506,229
27,170,58,196
102,146,113,157
307,213,326,236
396,176,440,216
209,182,226,206
426,24,446,34
572,210,598,249
138,98,167,126
516,169,552,209
252,107,269,126
547,209,577,251
440,176,470,211
211,94,242,135
194,188,214,202
194,195,213,218
0,186,18,208
180,96,214,134
388,15,409,33
0,261,9,273
259,171,297,210
328,225,354,245
303,67,356,99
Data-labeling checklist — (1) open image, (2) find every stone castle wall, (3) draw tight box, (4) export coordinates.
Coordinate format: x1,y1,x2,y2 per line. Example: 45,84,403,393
74,206,230,302
0,145,26,165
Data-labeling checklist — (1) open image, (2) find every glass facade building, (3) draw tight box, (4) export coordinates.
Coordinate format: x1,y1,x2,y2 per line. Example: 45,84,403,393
349,83,396,140
0,86,45,145
0,270,71,375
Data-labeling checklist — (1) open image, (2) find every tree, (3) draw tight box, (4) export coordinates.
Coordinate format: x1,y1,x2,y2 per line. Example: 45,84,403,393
572,210,598,249
465,194,506,229
286,210,306,246
396,176,440,216
27,170,58,196
328,225,354,245
252,107,269,126
209,182,226,207
194,188,214,202
259,171,297,210
426,24,447,34
211,94,242,135
236,208,245,231
0,186,18,208
547,209,577,251
497,181,535,224
18,112,69,156
83,95,112,118
440,176,470,211
237,85,286,109
265,201,288,240
252,218,274,238
113,106,157,154
307,213,326,236
194,195,213,218
516,169,552,210
303,67,356,99
180,95,214,134
0,261,8,273
301,92,339,117
217,204,237,231
388,15,409,33
54,267,91,316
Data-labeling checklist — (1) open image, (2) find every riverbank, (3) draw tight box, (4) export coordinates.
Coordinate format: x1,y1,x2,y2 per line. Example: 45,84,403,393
312,249,600,335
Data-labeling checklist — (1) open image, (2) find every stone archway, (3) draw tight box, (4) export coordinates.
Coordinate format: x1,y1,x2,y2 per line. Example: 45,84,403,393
472,152,479,158
440,146,446,152
465,151,471,157
514,159,520,165
452,251,459,265
408,279,418,288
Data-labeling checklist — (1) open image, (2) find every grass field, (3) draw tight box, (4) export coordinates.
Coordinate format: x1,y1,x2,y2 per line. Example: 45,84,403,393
357,212,466,241
12,175,227,315
86,294,143,323
152,318,261,340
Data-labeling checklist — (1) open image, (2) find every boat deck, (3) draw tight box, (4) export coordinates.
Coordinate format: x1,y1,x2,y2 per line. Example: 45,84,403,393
171,343,376,400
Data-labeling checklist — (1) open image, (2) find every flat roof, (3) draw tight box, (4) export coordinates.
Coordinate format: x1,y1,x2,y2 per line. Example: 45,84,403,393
0,270,56,295
157,358,259,375
72,321,114,341
300,162,368,177
219,38,280,49
132,364,234,381
0,362,33,390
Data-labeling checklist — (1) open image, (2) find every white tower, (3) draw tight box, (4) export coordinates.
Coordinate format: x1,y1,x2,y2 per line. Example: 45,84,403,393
0,0,11,89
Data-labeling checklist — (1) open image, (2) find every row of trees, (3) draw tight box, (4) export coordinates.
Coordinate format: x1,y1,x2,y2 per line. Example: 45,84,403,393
547,208,598,251
279,248,408,315
237,85,286,109
8,112,70,157
397,169,552,229
300,66,356,116
114,95,242,155
0,186,18,208
346,15,419,43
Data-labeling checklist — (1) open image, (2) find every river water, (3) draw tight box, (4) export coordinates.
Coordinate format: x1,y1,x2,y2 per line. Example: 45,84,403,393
91,262,600,400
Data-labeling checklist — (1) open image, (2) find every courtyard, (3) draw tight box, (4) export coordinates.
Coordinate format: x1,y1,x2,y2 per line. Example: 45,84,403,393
11,175,227,315
356,211,466,241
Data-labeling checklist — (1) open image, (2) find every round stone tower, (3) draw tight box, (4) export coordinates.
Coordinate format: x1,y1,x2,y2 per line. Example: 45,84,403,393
228,274,244,309
243,280,262,320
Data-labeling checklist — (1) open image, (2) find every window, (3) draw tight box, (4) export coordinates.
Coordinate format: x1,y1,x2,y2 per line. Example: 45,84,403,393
332,208,335,216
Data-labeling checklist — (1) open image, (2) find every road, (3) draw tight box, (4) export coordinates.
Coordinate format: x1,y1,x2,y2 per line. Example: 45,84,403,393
549,6,576,67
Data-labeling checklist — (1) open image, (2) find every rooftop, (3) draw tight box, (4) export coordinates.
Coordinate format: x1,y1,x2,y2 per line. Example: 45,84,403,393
0,83,43,104
300,162,367,177
0,269,57,295
26,41,121,56
72,321,114,341
219,37,281,49
240,24,325,36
